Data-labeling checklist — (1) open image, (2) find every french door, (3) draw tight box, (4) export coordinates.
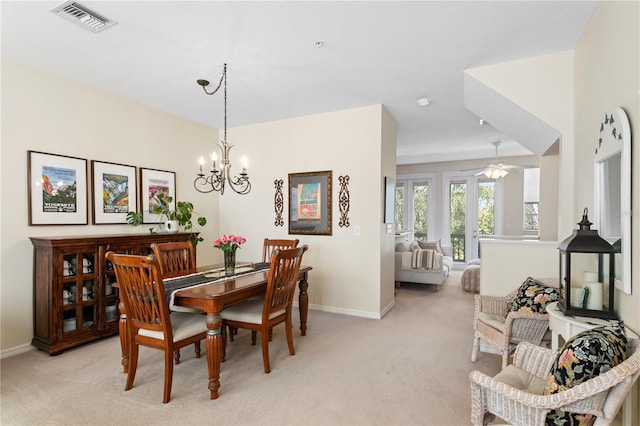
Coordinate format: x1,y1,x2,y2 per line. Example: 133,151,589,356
443,173,501,263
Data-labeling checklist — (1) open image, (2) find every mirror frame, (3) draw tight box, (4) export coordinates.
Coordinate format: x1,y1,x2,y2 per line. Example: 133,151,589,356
594,107,631,294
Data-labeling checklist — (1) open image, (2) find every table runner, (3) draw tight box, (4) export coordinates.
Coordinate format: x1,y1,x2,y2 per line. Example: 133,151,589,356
164,262,271,312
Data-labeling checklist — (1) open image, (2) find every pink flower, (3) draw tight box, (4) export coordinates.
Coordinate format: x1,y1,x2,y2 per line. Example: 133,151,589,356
213,234,246,253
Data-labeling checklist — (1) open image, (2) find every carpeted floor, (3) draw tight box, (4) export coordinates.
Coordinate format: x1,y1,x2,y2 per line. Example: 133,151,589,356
0,270,502,425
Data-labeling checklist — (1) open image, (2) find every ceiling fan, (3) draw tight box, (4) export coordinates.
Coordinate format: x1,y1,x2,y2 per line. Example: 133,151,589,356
466,141,524,179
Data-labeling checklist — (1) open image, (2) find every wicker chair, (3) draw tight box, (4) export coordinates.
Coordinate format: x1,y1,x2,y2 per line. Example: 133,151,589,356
471,278,559,368
469,339,640,426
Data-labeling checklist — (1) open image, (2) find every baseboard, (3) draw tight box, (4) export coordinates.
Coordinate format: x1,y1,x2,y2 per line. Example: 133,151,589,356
292,302,390,320
1,343,35,359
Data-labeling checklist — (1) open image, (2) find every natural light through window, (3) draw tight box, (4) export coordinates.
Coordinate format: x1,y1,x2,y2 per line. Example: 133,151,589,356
523,168,540,231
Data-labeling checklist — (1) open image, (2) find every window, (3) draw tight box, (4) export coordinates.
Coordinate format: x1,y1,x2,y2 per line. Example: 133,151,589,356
394,184,404,231
395,175,434,240
523,168,540,231
412,181,428,240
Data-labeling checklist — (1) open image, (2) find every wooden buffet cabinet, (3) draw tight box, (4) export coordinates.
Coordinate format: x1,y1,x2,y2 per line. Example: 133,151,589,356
30,232,195,355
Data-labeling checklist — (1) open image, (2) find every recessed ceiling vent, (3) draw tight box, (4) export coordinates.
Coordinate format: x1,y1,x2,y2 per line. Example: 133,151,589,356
50,1,117,33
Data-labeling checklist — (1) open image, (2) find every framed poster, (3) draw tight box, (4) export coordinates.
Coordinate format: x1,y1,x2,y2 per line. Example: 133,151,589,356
384,176,395,224
140,168,176,224
91,160,137,224
28,150,88,225
288,170,332,235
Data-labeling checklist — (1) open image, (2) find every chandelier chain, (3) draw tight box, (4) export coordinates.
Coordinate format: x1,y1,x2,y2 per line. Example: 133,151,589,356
194,63,251,195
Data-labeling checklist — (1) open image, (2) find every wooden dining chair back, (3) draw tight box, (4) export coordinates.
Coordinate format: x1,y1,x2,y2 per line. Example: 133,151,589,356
262,238,299,262
105,251,207,403
150,241,196,279
221,245,308,373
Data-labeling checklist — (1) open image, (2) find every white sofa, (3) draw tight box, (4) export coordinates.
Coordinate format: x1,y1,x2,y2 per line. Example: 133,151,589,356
394,240,454,290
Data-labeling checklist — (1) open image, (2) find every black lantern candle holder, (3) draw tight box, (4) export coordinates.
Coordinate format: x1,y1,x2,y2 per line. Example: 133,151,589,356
558,208,617,319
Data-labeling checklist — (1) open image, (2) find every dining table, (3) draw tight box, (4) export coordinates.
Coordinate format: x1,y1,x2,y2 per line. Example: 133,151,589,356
115,262,312,400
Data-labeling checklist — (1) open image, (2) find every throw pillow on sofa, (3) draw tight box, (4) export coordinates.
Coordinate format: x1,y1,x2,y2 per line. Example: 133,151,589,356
509,277,559,313
417,239,442,254
543,324,628,426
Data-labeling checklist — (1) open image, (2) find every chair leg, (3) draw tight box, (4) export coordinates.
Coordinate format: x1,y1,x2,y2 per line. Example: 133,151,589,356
251,330,257,345
261,330,271,374
126,342,139,391
194,341,201,359
163,349,174,404
229,326,237,342
173,349,181,365
471,332,480,362
285,316,295,356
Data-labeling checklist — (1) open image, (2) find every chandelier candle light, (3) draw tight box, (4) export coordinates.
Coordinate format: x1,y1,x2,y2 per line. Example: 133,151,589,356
194,63,251,195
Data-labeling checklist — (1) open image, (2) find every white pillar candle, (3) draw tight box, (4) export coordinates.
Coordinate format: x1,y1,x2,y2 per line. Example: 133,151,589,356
583,271,598,283
583,281,603,310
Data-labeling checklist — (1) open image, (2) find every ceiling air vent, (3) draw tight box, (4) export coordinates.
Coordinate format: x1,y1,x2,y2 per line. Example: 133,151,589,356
50,1,117,33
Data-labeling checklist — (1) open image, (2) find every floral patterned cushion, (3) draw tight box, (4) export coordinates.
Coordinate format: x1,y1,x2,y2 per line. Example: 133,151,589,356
543,324,628,426
509,277,559,313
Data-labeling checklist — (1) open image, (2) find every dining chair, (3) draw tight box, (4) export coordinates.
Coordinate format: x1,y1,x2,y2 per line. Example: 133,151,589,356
151,241,201,363
150,241,197,279
221,245,308,373
227,237,298,342
262,238,299,262
105,251,208,403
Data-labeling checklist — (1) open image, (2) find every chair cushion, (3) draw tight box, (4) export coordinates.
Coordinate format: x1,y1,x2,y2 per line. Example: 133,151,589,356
509,277,559,313
477,312,506,331
139,312,207,342
221,298,286,323
543,324,628,425
494,365,546,395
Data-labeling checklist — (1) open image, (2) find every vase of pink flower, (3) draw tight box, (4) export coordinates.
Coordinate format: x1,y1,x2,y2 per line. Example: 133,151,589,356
213,234,246,274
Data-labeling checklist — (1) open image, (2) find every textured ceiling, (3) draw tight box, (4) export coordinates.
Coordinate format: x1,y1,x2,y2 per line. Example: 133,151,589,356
1,1,598,164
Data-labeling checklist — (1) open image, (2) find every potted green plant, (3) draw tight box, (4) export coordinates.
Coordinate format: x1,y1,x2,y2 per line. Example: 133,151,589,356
126,194,207,246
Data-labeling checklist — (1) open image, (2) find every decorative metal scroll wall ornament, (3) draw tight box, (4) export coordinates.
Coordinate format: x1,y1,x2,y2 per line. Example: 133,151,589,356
274,179,284,226
338,175,350,227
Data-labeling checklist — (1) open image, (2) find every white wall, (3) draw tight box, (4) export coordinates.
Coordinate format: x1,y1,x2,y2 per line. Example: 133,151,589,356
479,240,558,296
0,60,220,352
573,0,640,333
215,105,396,317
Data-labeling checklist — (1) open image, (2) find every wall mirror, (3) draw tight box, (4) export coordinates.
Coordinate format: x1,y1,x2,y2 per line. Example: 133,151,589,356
594,107,631,294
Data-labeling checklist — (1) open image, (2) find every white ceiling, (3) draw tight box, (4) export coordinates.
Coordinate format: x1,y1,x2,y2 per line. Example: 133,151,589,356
1,1,597,165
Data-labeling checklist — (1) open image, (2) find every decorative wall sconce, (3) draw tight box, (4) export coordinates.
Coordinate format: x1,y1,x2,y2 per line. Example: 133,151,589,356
274,179,284,227
338,175,350,227
558,208,617,319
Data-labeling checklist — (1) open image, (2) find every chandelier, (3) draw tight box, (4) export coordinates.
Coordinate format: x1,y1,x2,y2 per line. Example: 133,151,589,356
194,64,251,195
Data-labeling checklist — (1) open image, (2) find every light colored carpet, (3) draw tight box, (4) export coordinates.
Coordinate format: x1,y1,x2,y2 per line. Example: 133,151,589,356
0,270,502,425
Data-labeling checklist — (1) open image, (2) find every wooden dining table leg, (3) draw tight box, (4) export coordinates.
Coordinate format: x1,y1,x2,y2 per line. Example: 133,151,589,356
205,311,223,400
118,299,129,373
298,272,309,336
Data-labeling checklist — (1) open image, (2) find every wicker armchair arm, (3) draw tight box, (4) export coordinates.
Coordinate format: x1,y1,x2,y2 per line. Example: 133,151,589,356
474,293,512,317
